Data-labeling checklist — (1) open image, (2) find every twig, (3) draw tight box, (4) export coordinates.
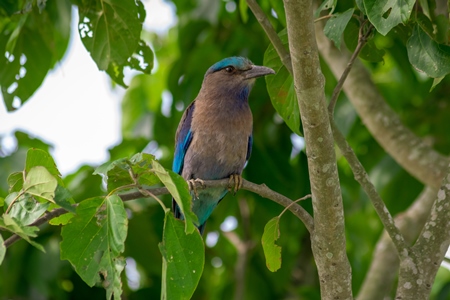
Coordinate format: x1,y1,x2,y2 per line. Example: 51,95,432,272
327,20,372,114
246,0,293,75
278,194,312,218
3,178,313,248
330,120,410,256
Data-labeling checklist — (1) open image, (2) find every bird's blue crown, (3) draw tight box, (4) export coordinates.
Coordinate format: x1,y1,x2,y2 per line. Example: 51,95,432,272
207,57,253,74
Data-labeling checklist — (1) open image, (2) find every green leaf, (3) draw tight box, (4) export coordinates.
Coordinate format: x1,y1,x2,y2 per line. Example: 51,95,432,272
0,0,71,111
60,195,128,298
264,29,302,136
159,212,204,300
129,153,160,187
49,212,75,226
0,234,5,265
0,214,44,252
8,193,49,226
105,39,154,87
261,217,282,272
324,8,354,49
151,160,198,233
355,0,366,14
77,0,153,87
7,172,23,193
430,76,444,91
25,148,63,186
407,25,450,78
94,153,160,192
0,198,4,208
364,0,415,35
239,0,248,23
53,185,76,213
23,166,57,203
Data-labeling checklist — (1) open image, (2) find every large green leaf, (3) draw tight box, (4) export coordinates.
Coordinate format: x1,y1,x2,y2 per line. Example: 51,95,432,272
23,166,57,203
152,160,198,233
60,195,128,299
264,29,302,136
407,25,450,78
76,0,153,87
0,0,71,111
364,0,415,35
159,212,204,300
0,214,44,252
324,8,354,50
261,217,282,272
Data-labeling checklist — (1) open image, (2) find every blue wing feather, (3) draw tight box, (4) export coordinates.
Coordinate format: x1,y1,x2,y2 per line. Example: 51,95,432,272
172,102,195,220
172,102,195,174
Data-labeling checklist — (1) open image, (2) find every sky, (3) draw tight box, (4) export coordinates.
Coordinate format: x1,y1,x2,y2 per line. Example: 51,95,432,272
0,0,176,175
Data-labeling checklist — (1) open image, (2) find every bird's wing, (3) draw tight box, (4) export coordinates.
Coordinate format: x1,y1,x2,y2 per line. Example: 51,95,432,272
173,101,195,175
246,134,253,162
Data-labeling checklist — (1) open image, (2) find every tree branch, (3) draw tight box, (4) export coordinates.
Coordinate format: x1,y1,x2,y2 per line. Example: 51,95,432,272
283,0,352,298
330,120,409,255
357,186,437,300
4,178,313,248
396,164,450,298
246,0,293,75
315,17,450,189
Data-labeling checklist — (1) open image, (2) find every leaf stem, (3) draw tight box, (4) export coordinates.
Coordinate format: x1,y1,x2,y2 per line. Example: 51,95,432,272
278,194,311,218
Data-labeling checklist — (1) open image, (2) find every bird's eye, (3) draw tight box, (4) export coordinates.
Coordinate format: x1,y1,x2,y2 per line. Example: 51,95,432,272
225,66,234,73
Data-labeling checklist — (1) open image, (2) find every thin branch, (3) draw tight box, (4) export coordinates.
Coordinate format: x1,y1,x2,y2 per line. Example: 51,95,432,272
4,206,70,247
246,0,293,75
396,163,450,298
3,178,313,248
330,120,409,255
315,14,450,189
357,186,437,300
319,15,407,258
327,21,373,114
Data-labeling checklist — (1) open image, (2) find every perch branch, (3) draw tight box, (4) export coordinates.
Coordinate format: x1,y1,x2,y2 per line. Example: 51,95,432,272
4,178,313,248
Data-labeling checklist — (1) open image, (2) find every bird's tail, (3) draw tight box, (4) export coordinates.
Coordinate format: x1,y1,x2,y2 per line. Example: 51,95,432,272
172,198,206,235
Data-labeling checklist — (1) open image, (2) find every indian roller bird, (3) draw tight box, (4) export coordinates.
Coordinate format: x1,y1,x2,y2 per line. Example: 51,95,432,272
172,56,275,234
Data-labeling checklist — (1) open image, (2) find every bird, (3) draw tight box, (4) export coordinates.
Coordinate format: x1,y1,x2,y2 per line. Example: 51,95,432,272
172,56,275,234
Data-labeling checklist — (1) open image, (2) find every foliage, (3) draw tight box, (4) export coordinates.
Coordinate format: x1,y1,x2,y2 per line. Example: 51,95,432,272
0,0,450,299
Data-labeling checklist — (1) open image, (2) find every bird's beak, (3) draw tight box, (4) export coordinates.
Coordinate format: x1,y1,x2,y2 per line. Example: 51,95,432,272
244,65,275,79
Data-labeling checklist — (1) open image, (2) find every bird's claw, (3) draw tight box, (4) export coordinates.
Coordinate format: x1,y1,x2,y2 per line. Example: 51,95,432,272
187,178,205,199
228,174,243,195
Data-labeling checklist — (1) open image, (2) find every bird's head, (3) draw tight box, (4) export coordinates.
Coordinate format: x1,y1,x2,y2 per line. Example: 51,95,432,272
200,57,275,102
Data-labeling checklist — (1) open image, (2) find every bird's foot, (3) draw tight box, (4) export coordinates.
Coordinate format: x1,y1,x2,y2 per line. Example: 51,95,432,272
228,174,243,195
187,178,205,199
